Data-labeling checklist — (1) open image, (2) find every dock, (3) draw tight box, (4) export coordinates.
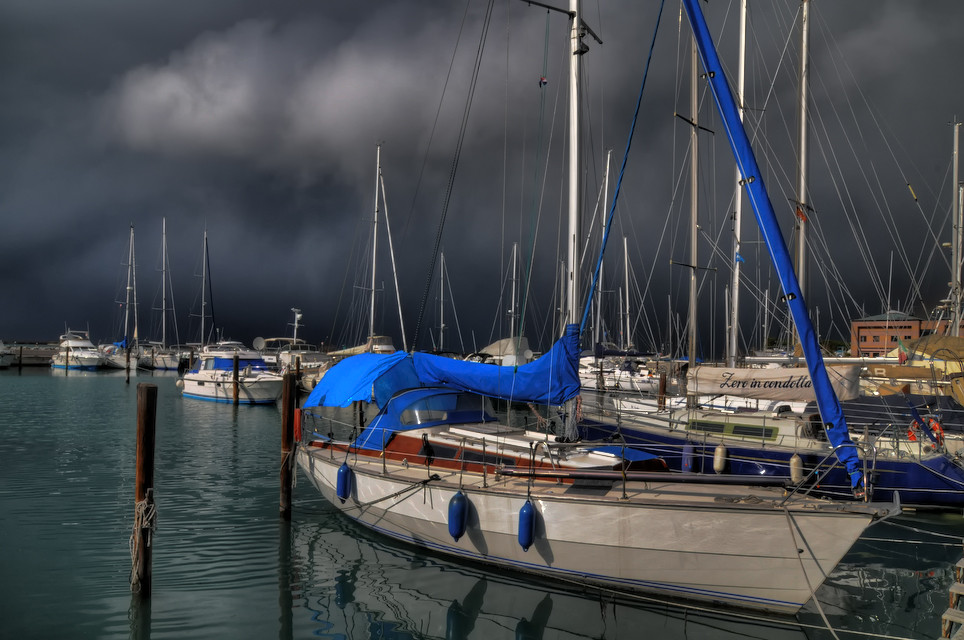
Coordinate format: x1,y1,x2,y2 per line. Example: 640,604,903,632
942,556,964,638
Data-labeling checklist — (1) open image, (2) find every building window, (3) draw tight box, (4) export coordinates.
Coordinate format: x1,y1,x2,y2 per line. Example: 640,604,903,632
872,336,880,343
860,335,867,342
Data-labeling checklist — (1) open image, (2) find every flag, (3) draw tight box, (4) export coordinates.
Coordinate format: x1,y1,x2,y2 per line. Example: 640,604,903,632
539,76,547,87
897,337,911,365
795,206,808,222
734,252,744,263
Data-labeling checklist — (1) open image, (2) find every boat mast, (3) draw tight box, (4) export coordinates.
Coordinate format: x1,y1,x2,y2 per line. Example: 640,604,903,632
565,0,584,332
727,0,747,367
369,144,380,346
124,224,134,352
793,0,810,339
131,225,138,351
681,0,864,493
161,218,167,349
687,33,699,380
200,228,207,346
953,119,961,337
623,236,631,350
439,253,446,351
509,242,519,342
378,162,408,352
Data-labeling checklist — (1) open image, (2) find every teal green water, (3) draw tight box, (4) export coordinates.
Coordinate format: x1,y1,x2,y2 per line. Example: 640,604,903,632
1,369,961,639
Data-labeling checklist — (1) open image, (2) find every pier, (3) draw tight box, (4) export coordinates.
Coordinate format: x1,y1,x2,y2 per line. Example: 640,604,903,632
943,554,964,638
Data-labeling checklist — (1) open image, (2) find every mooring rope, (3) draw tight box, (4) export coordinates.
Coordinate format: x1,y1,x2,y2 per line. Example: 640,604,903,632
128,490,157,594
337,474,442,513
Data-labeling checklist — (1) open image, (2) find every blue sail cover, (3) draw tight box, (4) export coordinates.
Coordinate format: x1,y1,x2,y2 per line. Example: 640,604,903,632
302,351,419,410
681,0,863,489
412,323,581,406
303,324,582,410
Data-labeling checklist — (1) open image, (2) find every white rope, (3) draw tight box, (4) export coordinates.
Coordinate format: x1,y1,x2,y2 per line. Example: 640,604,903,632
129,490,157,594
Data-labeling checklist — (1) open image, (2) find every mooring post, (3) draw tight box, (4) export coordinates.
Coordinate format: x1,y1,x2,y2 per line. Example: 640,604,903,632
280,372,295,521
132,383,157,597
18,346,23,373
232,354,240,405
126,346,131,385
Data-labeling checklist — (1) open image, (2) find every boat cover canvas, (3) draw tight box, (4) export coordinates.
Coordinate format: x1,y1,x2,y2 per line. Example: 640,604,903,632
302,351,418,410
303,324,582,409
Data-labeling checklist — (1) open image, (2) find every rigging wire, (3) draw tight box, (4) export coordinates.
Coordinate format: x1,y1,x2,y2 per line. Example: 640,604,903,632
412,0,497,350
579,0,666,334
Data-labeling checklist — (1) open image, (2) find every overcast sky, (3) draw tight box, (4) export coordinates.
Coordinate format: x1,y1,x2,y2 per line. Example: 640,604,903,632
2,1,962,357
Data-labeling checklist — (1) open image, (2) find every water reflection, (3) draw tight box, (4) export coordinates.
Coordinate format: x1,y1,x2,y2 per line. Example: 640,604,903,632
289,500,815,640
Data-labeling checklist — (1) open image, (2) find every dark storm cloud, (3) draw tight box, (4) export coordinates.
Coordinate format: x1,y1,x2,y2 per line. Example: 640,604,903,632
2,1,963,357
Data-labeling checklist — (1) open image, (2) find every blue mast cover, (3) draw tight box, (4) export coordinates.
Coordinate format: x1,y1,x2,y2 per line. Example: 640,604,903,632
681,0,863,490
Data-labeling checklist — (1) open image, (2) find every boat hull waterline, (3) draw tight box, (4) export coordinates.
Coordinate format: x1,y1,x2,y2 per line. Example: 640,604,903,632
297,445,892,615
179,372,282,404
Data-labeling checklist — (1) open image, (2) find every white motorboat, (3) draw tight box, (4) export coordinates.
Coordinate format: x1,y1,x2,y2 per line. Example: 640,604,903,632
177,341,283,404
50,331,104,371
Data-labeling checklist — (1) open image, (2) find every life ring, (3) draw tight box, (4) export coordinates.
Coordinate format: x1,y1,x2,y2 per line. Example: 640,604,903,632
907,418,944,445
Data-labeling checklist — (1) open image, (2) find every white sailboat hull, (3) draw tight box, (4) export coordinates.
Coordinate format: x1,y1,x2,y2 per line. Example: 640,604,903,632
179,369,282,403
297,445,887,614
139,351,180,370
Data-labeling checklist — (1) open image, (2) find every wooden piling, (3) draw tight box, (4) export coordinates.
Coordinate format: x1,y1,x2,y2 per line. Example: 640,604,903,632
18,346,22,373
132,383,157,597
232,354,240,405
280,373,295,521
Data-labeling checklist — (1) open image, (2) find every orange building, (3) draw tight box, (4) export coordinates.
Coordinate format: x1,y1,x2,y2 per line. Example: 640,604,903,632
850,311,964,357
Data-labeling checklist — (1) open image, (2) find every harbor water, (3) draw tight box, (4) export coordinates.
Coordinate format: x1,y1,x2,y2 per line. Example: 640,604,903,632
2,369,963,639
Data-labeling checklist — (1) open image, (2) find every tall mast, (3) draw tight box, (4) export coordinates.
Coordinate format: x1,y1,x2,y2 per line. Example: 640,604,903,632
794,0,810,303
953,119,962,336
200,228,207,346
124,224,134,349
370,144,381,344
687,35,699,374
623,236,631,350
131,225,138,349
161,218,167,348
439,253,446,351
509,242,519,341
565,0,584,331
727,0,747,367
378,165,408,352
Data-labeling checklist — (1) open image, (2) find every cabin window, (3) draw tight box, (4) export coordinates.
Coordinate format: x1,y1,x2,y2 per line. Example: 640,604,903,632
688,421,725,434
731,424,775,439
686,420,777,441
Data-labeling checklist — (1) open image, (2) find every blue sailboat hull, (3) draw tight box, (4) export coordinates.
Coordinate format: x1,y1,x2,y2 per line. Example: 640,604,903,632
580,418,964,508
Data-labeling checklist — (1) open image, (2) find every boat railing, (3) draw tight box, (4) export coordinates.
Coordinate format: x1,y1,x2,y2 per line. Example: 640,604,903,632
780,439,876,504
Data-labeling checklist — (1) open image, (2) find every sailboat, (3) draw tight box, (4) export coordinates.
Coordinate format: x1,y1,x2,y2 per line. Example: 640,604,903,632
577,3,964,509
296,0,897,615
100,224,140,371
175,230,283,403
140,218,181,370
